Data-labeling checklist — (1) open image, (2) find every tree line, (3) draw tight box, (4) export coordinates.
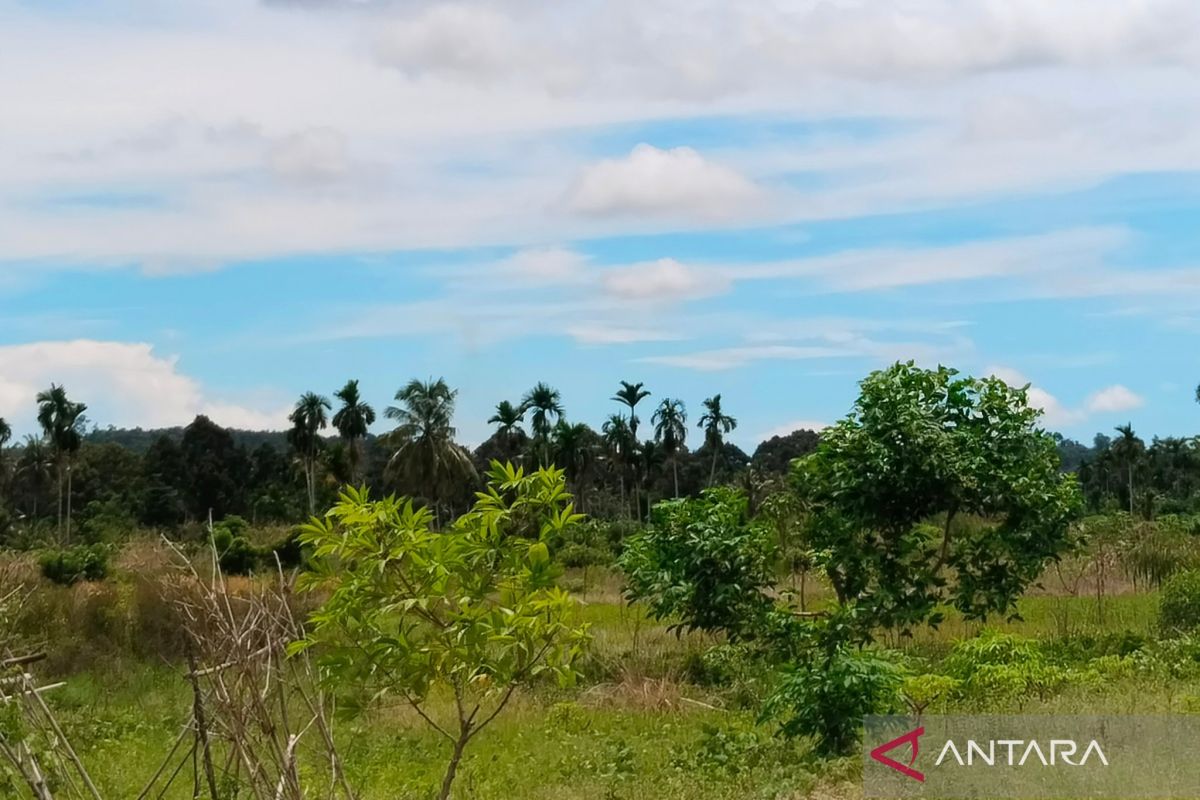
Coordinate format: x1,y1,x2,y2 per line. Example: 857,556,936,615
0,378,818,542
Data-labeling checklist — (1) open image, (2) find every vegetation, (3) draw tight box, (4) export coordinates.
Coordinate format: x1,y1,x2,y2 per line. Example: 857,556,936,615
0,361,1199,797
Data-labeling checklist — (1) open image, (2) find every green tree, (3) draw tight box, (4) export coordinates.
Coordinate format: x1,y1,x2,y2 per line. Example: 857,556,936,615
385,378,477,524
1112,423,1144,516
601,413,634,519
288,391,332,515
552,420,597,511
612,380,651,439
15,435,53,520
332,379,375,485
520,382,563,466
796,361,1082,636
36,384,87,541
294,463,590,800
697,394,738,487
0,417,10,500
652,397,688,498
487,400,526,458
181,415,249,521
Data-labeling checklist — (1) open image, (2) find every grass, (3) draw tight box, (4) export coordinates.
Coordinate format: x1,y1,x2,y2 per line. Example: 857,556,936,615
5,567,1182,799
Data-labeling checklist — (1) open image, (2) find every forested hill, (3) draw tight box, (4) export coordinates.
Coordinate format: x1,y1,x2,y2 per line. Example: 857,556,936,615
86,426,337,453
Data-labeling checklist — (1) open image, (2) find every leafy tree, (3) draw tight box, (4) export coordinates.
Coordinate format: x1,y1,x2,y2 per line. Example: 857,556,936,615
796,361,1082,636
621,488,774,639
180,415,249,521
601,414,635,518
294,463,590,800
751,428,820,476
612,380,651,439
36,384,88,541
332,379,375,484
552,420,598,511
652,397,687,498
140,434,187,526
385,378,477,524
698,394,738,487
289,392,332,515
487,400,525,459
520,382,563,466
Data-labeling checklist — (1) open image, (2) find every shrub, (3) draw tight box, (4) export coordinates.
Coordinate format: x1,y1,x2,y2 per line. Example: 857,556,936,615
211,524,257,575
761,643,904,755
39,545,109,586
621,488,774,640
1160,569,1200,635
941,630,1073,707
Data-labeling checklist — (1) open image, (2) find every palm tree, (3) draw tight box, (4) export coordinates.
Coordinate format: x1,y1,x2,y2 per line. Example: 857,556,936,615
553,420,597,511
36,384,87,541
636,439,666,522
698,394,738,488
488,400,526,458
612,381,651,439
520,382,564,466
0,417,10,505
16,436,52,520
652,398,688,498
1112,423,1144,515
289,392,332,514
332,379,375,485
602,414,634,518
385,378,477,525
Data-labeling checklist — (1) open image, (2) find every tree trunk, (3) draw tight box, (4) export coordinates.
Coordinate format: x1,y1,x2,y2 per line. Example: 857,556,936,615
439,731,470,800
672,459,679,498
65,462,73,543
618,473,627,519
708,446,718,488
55,462,64,538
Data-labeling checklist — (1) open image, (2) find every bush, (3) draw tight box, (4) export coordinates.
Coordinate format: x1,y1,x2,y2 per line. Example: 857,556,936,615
620,488,774,640
941,630,1073,707
39,545,110,586
1160,569,1200,635
761,643,904,755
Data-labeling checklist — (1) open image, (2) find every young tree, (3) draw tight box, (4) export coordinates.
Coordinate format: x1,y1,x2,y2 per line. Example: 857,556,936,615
288,392,332,514
332,379,375,485
294,462,590,800
520,382,563,466
652,398,687,498
796,361,1082,635
35,384,87,541
698,394,738,487
385,378,477,523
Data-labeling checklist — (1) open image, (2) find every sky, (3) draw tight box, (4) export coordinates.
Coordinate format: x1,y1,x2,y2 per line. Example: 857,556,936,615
1,0,1198,450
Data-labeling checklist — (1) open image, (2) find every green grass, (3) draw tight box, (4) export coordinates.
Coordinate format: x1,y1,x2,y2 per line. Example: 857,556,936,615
12,577,1178,800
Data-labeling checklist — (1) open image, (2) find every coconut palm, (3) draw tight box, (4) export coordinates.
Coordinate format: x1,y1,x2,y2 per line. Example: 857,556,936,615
36,384,87,541
652,398,688,498
332,379,375,485
16,436,52,520
1112,423,1144,515
385,378,477,524
698,394,738,487
289,392,332,514
612,381,651,439
488,400,526,458
602,413,634,518
520,382,563,466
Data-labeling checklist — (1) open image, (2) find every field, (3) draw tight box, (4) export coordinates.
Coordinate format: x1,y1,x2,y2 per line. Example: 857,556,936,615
10,554,1197,800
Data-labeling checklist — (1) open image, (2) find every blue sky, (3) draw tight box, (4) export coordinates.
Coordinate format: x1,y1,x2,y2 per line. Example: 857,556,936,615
2,0,1198,449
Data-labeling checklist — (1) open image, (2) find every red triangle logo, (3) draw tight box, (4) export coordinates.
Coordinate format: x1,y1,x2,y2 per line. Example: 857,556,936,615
870,726,925,783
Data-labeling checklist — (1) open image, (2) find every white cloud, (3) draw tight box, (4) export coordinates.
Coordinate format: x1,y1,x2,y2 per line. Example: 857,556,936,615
602,258,727,303
267,127,349,182
565,325,683,345
640,344,855,371
496,247,588,285
568,144,764,220
1086,384,1145,413
0,340,289,434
